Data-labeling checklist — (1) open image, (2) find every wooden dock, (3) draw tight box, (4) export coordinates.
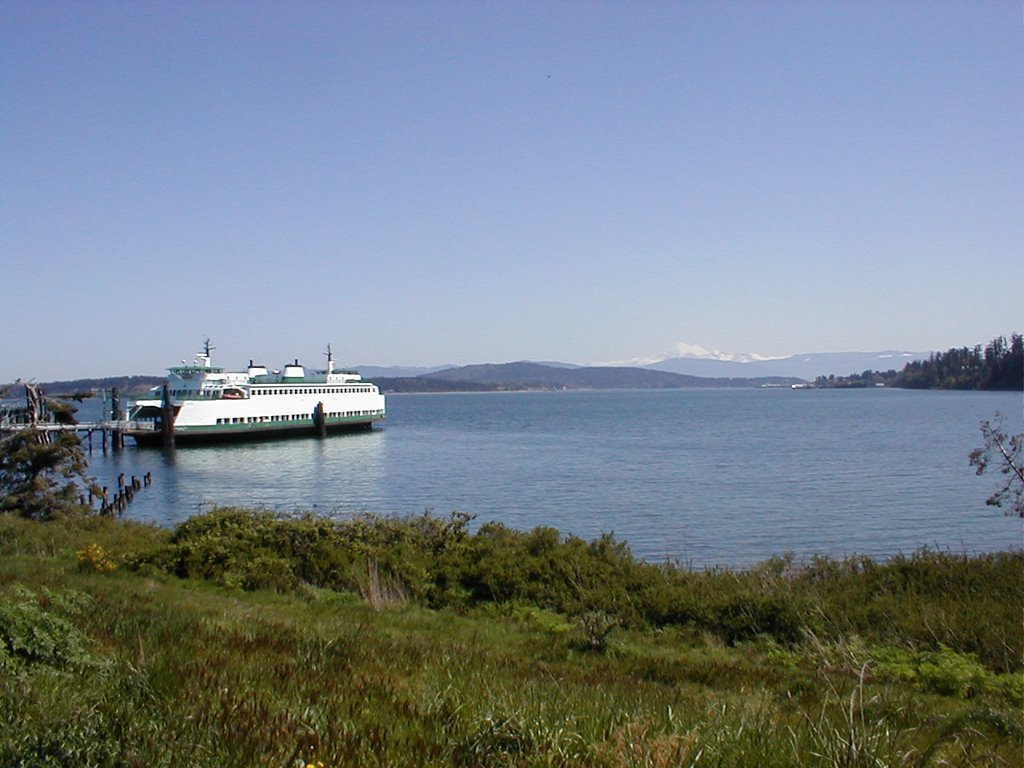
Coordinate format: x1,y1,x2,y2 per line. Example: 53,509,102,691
1,384,163,452
0,420,149,433
0,419,156,452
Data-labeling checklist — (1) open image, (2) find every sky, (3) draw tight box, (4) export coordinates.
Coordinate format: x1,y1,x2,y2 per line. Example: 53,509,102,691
2,1,1021,381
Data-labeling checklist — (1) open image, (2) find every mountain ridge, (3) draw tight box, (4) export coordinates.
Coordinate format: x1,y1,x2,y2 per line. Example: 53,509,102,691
381,362,803,392
358,349,929,382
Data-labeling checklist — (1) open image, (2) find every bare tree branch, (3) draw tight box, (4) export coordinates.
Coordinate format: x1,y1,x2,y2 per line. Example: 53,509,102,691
969,414,1024,517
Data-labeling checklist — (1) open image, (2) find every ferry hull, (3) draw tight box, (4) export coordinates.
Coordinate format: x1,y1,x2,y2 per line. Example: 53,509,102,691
128,416,382,447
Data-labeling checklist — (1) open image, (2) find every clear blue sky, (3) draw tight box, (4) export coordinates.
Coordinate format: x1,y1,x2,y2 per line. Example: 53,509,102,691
2,1,1020,381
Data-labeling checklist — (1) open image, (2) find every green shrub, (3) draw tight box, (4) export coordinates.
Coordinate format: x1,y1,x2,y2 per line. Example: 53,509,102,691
1,512,1021,767
128,509,1023,677
872,645,1012,700
0,586,93,671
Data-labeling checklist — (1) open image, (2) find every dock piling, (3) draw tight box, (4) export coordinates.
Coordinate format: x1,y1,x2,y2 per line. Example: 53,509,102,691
161,382,176,448
111,388,124,451
315,401,327,438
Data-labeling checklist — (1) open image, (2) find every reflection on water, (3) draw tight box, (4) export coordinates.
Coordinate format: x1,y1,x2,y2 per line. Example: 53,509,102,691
97,430,386,527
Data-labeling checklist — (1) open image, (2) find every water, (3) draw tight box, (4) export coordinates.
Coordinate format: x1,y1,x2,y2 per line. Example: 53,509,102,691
79,388,1022,566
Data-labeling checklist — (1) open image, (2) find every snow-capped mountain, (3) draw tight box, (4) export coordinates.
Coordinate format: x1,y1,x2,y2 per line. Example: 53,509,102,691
636,346,928,381
598,342,786,368
659,342,787,364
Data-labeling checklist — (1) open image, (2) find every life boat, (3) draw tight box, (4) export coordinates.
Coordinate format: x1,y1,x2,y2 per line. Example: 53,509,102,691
221,388,248,400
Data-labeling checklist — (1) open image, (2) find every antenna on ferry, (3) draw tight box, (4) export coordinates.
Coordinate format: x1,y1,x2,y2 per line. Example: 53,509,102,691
325,344,334,374
197,337,215,369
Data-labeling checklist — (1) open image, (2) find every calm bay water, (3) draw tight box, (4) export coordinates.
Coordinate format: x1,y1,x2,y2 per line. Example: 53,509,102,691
84,388,1022,566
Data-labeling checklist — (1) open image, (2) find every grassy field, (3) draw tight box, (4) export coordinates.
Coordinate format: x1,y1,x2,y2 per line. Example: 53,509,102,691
1,510,1021,767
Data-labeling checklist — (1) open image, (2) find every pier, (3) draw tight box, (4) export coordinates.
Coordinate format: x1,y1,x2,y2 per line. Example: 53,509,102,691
0,384,162,453
2,420,140,434
0,418,155,453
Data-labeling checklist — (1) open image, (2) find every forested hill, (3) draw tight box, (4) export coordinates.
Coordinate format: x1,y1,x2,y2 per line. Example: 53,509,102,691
895,334,1023,390
813,334,1023,390
377,362,803,392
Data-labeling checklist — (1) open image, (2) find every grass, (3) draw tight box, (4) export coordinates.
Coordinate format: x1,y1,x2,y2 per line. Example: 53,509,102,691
1,510,1021,767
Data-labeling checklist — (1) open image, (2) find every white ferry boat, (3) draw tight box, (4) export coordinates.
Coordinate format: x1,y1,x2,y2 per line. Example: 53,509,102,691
126,342,385,446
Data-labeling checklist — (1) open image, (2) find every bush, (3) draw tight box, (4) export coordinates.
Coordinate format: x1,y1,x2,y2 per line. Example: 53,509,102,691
0,587,93,671
129,509,1023,675
76,543,117,573
572,610,618,652
872,645,1021,701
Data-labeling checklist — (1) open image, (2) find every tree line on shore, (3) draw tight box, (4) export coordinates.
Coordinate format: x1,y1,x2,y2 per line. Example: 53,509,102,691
814,333,1022,390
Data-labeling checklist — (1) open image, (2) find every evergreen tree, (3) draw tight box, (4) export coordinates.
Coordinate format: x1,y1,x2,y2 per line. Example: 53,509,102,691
0,383,97,520
894,333,1022,390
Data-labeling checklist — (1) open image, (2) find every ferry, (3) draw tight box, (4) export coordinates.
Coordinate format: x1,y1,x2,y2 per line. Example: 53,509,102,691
126,342,385,446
